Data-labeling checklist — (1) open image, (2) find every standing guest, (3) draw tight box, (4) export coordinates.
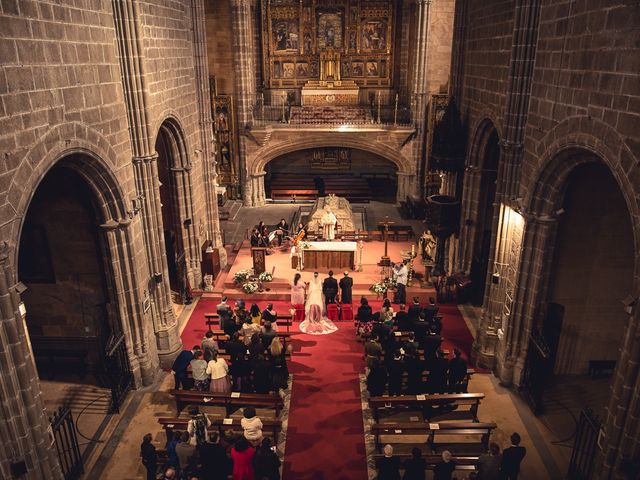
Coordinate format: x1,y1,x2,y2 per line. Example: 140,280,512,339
500,433,526,480
253,437,281,480
226,332,248,391
393,261,408,305
234,300,249,325
241,407,263,447
199,432,229,480
201,331,219,362
206,350,231,393
427,349,449,394
217,296,231,315
262,303,278,324
379,298,395,327
407,297,422,322
477,442,501,480
433,450,456,480
366,358,388,397
356,297,374,338
448,348,468,393
290,273,306,312
402,332,419,357
190,350,209,391
140,433,157,480
261,320,278,349
395,304,411,331
412,314,430,348
364,334,383,370
172,346,200,390
241,317,261,346
431,314,443,336
249,303,262,325
221,310,240,339
175,431,196,475
372,316,392,345
275,218,289,246
423,297,439,322
248,333,265,363
162,467,177,480
423,328,442,361
187,407,211,446
231,438,255,480
252,353,271,394
322,270,338,306
339,271,353,305
387,349,405,396
269,338,289,392
402,447,427,480
377,444,401,480
165,431,180,469
405,351,424,395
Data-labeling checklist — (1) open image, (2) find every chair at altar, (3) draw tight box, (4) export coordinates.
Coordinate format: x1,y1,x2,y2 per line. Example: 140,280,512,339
341,303,354,321
293,304,305,322
327,303,339,321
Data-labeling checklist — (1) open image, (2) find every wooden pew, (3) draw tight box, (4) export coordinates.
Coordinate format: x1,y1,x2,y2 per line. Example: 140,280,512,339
205,312,293,333
206,329,292,346
158,416,282,443
368,393,485,422
374,454,479,473
169,390,284,417
371,421,497,454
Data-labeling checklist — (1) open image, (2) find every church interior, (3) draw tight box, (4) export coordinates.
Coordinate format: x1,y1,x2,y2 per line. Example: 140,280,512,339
0,1,638,479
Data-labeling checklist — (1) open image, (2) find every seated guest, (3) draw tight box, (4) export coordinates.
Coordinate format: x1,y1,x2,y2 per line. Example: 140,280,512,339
356,297,374,338
201,330,219,362
403,447,427,480
250,228,261,247
249,303,262,325
364,334,383,370
216,295,231,315
262,303,278,325
477,442,501,480
426,349,449,394
366,358,388,397
199,432,230,480
261,320,278,349
448,348,468,392
395,304,411,331
241,407,263,447
253,437,281,480
387,349,405,396
377,444,401,480
433,450,456,480
423,297,439,322
379,298,395,327
175,431,196,476
407,297,422,322
190,350,209,391
241,317,261,346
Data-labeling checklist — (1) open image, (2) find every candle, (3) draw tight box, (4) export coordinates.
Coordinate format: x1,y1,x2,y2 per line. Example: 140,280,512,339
411,244,415,256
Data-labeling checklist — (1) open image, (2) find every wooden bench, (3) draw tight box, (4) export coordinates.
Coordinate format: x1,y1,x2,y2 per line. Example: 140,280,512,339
206,313,293,333
206,329,292,346
374,454,479,472
371,421,497,454
588,360,616,378
368,393,485,422
169,390,284,416
158,416,282,443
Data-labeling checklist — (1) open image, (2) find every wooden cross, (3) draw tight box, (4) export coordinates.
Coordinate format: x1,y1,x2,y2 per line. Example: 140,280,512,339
378,215,395,266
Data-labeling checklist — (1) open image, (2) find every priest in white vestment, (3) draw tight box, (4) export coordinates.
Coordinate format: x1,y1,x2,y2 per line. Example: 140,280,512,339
321,208,337,240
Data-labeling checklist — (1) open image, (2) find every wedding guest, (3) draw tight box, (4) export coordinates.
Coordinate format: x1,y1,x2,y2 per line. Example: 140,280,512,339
262,303,278,324
172,346,200,390
395,304,411,331
253,438,281,480
367,358,388,397
402,447,427,480
379,298,395,327
387,349,405,396
477,442,501,480
377,444,401,480
290,273,306,307
500,433,526,480
433,450,456,480
269,338,289,392
448,348,468,393
199,432,230,480
356,297,374,338
261,320,278,349
231,438,255,480
241,317,261,346
241,407,263,447
249,303,262,325
140,433,157,480
206,350,231,393
190,350,209,391
201,330,219,362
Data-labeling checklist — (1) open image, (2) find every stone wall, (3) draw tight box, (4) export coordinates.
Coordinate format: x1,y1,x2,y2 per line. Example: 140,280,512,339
205,0,235,95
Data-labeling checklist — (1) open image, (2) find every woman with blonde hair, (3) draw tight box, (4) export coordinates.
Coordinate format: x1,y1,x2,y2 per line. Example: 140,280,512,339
268,337,289,393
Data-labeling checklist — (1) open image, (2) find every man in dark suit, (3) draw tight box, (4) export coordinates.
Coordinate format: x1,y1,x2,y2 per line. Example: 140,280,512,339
426,349,449,394
501,432,526,479
395,304,412,331
323,270,338,307
412,313,430,347
171,345,200,390
407,297,422,322
338,271,353,305
422,328,442,362
448,348,468,392
423,297,439,322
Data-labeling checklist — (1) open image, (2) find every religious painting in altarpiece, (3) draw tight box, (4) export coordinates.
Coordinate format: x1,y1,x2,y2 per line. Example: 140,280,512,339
262,0,394,89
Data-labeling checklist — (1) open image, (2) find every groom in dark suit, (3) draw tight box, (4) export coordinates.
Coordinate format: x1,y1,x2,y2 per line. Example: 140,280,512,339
323,270,338,307
338,271,353,305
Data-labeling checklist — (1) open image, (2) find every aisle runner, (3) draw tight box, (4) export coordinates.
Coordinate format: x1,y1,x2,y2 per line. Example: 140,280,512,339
283,322,368,480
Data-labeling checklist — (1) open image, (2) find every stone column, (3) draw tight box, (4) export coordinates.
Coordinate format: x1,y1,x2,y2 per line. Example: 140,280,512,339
230,0,257,206
449,0,468,102
112,0,180,366
191,0,227,268
0,242,63,479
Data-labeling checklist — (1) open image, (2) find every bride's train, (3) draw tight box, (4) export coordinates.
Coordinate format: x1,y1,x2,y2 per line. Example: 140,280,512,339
299,275,338,335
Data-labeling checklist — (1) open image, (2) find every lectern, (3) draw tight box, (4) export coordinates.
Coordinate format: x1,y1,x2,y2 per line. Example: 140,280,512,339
251,247,267,275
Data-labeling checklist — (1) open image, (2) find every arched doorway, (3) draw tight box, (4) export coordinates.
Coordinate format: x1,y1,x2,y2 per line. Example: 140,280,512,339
156,120,193,303
469,125,500,305
18,163,117,382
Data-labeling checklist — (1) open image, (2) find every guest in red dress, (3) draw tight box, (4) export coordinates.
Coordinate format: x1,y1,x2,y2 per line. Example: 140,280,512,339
231,438,255,480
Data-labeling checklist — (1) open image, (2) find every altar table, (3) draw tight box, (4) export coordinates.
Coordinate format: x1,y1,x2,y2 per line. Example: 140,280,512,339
301,241,357,270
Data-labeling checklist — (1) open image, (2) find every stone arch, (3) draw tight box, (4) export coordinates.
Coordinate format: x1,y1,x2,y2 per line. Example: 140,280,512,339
467,115,503,168
153,113,192,167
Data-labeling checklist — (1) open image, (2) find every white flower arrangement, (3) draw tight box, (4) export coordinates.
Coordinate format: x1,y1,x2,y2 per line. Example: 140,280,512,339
234,269,251,285
298,241,311,249
242,281,259,294
258,271,273,282
370,281,388,295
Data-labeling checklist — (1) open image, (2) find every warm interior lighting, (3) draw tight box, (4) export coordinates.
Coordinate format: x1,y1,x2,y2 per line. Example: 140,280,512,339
337,124,349,132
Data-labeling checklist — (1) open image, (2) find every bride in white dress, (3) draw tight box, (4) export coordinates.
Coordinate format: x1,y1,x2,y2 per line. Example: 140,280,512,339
299,272,338,335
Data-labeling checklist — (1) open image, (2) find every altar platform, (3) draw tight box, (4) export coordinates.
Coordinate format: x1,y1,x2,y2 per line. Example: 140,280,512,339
300,241,357,270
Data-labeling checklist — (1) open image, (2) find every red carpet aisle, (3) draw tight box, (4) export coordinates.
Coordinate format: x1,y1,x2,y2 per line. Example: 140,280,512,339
282,321,367,480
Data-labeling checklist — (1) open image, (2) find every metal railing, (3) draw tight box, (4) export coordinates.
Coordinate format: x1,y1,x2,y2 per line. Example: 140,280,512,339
568,409,601,480
50,407,84,480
